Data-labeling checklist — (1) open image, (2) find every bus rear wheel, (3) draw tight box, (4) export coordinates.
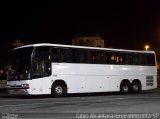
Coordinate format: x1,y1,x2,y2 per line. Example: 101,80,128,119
51,82,67,97
131,81,141,94
120,81,130,94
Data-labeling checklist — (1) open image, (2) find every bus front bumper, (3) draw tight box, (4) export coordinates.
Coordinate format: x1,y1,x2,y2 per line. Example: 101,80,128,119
7,88,31,95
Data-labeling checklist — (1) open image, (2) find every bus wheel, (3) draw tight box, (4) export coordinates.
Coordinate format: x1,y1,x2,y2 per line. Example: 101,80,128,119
131,81,141,94
120,81,130,94
51,82,67,97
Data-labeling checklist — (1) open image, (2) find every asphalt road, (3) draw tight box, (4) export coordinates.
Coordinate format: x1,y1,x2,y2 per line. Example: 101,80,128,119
0,88,160,119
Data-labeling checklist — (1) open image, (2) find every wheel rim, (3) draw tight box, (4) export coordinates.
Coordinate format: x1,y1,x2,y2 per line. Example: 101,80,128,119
123,85,129,93
55,86,63,95
133,84,139,92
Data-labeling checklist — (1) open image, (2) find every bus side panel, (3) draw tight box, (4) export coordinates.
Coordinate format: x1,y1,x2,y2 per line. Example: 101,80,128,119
85,76,110,92
32,76,54,95
51,63,157,94
32,78,43,94
42,76,53,94
51,74,86,93
52,63,111,93
141,66,157,90
52,63,86,93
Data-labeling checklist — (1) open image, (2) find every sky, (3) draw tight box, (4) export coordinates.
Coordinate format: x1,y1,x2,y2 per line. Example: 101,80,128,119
1,0,160,51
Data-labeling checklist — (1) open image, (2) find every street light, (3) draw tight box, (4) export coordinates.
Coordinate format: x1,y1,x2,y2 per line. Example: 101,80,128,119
145,45,150,51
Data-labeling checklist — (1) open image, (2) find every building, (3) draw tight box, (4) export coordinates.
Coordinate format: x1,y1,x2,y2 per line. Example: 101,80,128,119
12,40,24,47
72,34,105,48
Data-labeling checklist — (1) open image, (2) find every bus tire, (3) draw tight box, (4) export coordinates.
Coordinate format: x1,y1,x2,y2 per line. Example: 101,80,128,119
131,81,141,94
51,82,67,97
120,81,130,94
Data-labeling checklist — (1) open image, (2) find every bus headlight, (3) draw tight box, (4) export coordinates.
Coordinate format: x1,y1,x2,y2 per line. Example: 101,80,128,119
22,84,30,89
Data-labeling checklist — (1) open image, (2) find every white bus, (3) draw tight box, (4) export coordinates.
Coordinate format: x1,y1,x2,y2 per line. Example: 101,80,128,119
7,43,157,96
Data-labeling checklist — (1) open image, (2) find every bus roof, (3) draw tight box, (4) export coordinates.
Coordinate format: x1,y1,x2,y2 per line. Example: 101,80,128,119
14,43,155,54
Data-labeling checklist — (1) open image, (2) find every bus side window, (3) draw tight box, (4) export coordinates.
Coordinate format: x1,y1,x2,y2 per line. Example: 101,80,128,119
72,49,80,63
51,47,59,62
139,54,146,65
110,52,117,64
60,48,72,63
34,47,51,61
133,54,139,65
105,52,110,64
97,51,105,64
119,53,125,64
125,53,133,65
133,53,146,65
80,50,87,63
88,50,97,64
146,54,155,66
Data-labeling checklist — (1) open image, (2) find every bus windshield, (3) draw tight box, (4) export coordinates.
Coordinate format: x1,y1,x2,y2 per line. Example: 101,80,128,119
8,47,33,81
12,47,33,59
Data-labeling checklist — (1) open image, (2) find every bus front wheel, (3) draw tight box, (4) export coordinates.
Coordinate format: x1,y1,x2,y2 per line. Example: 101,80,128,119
51,82,67,97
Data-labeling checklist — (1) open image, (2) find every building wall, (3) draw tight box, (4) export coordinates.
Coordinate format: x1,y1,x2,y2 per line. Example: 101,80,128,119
72,35,105,48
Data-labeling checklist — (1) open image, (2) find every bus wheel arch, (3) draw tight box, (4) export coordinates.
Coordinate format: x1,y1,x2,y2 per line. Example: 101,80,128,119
51,80,67,97
131,79,142,94
120,79,131,94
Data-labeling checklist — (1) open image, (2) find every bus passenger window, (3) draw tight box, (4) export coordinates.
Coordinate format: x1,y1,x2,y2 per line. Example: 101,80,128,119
88,51,97,64
105,52,110,64
139,54,146,65
34,47,51,61
146,54,155,66
125,54,133,65
80,50,87,63
118,53,125,64
133,54,139,65
72,49,80,63
97,51,105,64
60,48,72,63
133,54,146,65
110,52,117,64
51,48,59,62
